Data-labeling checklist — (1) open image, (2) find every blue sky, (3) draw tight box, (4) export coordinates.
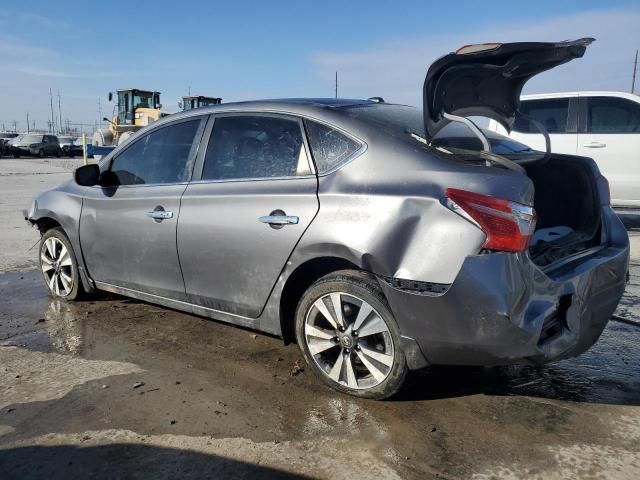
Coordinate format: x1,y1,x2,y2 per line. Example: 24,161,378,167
1,0,639,131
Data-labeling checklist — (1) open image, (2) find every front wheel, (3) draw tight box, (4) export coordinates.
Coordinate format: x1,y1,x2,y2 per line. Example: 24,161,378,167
295,270,408,400
39,228,83,300
38,149,45,158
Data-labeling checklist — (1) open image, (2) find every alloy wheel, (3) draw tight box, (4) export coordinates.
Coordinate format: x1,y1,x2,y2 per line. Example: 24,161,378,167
41,237,74,297
304,292,395,390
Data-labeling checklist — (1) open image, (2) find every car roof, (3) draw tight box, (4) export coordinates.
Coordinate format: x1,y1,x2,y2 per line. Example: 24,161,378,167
521,91,640,102
150,98,413,138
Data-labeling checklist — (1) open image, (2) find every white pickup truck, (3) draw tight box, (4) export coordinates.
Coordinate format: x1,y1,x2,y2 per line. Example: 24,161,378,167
488,91,640,210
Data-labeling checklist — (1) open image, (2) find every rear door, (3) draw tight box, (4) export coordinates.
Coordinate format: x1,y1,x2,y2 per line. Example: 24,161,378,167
178,113,319,318
577,95,640,207
80,116,206,300
44,136,57,155
509,97,579,154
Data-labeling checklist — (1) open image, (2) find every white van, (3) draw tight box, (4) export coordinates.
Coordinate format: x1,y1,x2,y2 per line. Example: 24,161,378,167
488,91,640,209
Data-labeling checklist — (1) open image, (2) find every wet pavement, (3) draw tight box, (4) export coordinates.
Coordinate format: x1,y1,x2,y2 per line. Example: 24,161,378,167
1,159,640,478
1,263,639,479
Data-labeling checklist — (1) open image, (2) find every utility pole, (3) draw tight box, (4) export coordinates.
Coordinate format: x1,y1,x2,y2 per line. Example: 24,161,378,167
26,112,30,134
335,72,338,98
632,49,638,95
97,98,102,124
49,88,56,134
12,120,17,132
58,91,63,134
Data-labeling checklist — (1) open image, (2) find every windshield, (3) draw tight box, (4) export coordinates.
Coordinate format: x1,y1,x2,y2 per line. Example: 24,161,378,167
133,92,155,109
20,135,43,144
0,133,18,139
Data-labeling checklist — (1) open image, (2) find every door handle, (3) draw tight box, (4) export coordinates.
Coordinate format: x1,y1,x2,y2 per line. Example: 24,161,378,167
259,215,299,225
145,209,173,220
582,142,606,148
259,209,299,229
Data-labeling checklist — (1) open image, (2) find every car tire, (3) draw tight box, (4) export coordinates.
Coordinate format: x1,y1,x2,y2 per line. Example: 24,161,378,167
39,228,84,301
13,152,20,158
55,149,62,158
295,269,408,400
38,149,45,158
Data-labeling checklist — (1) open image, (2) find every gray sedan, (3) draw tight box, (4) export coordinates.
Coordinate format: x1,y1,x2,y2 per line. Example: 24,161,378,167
24,39,629,399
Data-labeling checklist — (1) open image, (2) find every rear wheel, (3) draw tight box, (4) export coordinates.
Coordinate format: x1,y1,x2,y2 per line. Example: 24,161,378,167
39,228,83,300
295,270,407,399
38,149,45,158
13,152,19,158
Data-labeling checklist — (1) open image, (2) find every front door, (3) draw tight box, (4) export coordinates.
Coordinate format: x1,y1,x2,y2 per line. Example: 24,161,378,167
178,114,319,318
577,95,640,207
80,117,205,300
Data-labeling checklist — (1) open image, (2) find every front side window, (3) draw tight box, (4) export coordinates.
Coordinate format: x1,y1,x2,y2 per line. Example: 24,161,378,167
109,119,200,185
513,98,570,133
201,115,310,181
304,120,361,173
587,97,640,134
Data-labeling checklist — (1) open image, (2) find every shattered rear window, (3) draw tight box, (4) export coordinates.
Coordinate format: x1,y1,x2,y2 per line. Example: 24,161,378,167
304,120,361,173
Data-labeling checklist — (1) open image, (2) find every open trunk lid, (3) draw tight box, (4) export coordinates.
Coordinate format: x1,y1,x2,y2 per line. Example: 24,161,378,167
423,38,593,139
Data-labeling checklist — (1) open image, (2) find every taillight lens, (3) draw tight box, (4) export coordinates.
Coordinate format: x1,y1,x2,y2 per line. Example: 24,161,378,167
445,188,536,252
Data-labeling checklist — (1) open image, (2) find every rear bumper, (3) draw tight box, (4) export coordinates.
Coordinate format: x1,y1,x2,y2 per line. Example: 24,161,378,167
380,208,629,368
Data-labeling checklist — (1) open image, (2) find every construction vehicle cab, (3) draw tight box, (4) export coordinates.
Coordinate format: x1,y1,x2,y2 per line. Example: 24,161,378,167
181,95,222,111
111,89,162,125
92,88,163,156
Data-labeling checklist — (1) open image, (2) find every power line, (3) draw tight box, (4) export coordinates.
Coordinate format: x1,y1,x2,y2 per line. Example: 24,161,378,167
632,49,638,94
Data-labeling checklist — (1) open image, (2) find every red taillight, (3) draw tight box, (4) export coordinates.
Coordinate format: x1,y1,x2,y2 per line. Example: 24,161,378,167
445,188,536,252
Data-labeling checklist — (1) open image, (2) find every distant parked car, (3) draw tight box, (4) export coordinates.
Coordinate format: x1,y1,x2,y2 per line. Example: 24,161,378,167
68,137,89,157
0,132,19,156
488,91,640,209
57,136,77,156
12,134,62,158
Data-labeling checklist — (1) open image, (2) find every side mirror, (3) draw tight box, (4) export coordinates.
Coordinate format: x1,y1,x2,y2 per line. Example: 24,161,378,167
108,92,113,102
74,164,100,186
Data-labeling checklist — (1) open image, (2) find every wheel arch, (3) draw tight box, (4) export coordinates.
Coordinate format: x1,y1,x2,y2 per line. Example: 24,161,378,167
32,216,62,234
279,256,362,343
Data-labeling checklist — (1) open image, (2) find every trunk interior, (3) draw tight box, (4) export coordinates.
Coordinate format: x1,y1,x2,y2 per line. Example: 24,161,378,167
523,155,602,267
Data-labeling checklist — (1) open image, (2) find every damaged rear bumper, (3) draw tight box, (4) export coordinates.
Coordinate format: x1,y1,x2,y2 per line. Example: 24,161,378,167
379,208,630,368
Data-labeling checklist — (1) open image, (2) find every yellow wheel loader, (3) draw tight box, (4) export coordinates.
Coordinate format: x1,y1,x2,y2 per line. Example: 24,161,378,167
92,88,163,158
180,95,222,111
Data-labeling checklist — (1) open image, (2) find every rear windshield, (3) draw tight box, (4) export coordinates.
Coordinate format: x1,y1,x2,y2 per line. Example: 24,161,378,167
340,104,424,138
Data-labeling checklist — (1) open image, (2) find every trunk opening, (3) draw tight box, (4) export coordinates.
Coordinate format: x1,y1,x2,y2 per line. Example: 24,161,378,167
524,155,602,267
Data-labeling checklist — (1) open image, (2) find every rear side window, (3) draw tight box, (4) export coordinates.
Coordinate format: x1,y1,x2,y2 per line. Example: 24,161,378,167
109,119,200,185
201,115,310,181
513,98,570,133
304,120,361,173
587,97,640,134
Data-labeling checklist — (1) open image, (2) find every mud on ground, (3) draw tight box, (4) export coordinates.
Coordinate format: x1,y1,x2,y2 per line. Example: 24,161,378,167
1,157,639,479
